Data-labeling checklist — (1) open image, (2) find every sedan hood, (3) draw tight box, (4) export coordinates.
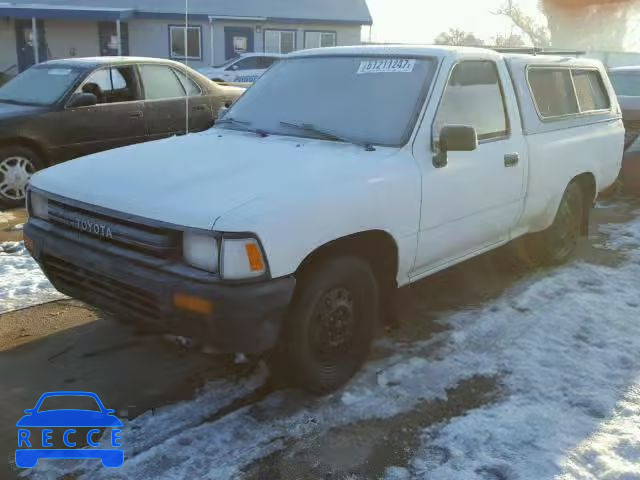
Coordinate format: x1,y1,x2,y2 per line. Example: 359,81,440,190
31,129,396,230
0,101,48,120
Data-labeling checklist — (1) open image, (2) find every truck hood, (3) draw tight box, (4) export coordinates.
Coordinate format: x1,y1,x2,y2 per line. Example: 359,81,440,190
31,129,396,230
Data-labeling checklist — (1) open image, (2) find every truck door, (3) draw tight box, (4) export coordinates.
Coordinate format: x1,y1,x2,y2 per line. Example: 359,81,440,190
411,58,526,276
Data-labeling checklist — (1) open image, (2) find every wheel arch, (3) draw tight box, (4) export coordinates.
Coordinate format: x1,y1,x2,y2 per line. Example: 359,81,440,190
295,230,400,292
0,137,50,167
570,172,596,235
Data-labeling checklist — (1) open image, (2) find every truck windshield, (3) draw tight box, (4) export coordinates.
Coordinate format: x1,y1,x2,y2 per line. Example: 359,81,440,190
0,65,83,106
220,56,436,146
609,72,640,97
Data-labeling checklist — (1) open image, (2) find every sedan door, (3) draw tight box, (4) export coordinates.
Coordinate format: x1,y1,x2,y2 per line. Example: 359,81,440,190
138,64,189,140
172,68,216,132
57,66,146,159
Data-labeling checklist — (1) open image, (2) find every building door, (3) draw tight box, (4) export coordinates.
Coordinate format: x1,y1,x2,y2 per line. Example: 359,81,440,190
224,27,254,60
15,19,47,72
98,22,129,56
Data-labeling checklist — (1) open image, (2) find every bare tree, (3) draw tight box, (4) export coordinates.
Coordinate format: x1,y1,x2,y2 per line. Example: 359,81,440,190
541,0,637,51
492,33,527,47
494,0,551,47
434,28,485,46
496,0,639,51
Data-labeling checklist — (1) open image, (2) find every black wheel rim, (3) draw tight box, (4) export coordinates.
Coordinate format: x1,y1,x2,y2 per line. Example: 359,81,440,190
309,287,357,365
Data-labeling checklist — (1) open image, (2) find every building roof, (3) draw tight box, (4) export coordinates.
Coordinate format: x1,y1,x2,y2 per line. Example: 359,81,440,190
1,0,373,24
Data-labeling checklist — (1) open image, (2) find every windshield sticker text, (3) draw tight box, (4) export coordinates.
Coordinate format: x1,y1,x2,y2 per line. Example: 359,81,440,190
357,59,416,74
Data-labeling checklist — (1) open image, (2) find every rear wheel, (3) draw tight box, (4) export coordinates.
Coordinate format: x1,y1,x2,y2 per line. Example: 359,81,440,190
271,256,379,394
517,182,585,266
0,146,44,208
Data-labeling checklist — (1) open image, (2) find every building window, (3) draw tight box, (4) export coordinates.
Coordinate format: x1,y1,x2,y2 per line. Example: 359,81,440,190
264,29,296,54
304,31,336,49
169,25,202,60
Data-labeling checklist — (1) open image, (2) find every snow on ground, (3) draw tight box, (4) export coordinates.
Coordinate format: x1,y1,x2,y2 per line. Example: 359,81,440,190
0,241,66,313
23,207,640,480
402,212,640,480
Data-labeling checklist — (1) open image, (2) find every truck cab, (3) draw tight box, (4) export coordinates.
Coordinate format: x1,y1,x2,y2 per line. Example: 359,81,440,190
24,46,624,393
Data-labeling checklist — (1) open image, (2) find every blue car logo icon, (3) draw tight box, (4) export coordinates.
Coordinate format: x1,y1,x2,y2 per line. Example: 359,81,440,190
16,391,124,468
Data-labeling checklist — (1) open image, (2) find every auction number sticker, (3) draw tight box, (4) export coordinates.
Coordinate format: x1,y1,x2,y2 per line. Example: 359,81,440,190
357,59,416,74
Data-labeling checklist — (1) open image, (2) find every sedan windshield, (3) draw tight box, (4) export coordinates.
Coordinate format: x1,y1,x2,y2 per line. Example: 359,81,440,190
221,56,435,146
0,65,84,106
609,72,640,97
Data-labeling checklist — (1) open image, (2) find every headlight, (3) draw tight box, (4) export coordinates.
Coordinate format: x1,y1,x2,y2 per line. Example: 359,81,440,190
182,231,267,280
29,191,49,220
221,237,266,280
183,231,219,273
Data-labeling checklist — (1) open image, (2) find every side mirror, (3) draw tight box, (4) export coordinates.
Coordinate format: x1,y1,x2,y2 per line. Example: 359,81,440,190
433,125,478,168
67,92,98,108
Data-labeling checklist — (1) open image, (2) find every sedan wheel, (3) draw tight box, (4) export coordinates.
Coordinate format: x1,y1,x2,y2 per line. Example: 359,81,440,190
0,147,42,207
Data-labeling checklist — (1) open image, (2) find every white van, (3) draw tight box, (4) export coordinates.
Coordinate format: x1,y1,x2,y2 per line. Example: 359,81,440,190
25,46,624,393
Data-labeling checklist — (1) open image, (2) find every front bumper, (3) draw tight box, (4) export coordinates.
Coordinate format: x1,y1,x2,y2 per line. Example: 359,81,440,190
24,220,295,354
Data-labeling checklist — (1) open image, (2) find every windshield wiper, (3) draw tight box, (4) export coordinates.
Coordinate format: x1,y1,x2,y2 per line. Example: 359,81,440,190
216,117,269,137
279,121,376,151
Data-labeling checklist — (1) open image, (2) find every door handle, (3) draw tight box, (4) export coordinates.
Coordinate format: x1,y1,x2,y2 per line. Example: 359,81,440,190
128,111,144,119
504,153,519,167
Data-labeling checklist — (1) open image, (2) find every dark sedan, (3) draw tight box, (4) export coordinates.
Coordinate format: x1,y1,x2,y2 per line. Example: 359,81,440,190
609,66,640,193
0,57,244,206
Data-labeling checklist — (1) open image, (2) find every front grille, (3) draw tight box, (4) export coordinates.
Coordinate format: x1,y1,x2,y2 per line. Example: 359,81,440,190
623,120,640,149
43,255,161,321
47,199,180,259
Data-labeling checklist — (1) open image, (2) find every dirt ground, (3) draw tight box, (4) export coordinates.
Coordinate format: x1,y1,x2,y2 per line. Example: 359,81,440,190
0,198,637,479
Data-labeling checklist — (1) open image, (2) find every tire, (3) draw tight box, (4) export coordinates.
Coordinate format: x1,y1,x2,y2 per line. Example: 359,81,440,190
0,145,45,208
518,182,585,267
271,256,379,394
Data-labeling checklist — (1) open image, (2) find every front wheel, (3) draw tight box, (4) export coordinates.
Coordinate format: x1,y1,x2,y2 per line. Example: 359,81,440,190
0,146,43,208
271,256,379,394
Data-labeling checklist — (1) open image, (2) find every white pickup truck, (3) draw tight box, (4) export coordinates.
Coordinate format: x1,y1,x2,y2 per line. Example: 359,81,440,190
24,46,623,393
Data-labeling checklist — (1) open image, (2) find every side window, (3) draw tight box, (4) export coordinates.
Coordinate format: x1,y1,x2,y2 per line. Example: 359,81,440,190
572,69,610,112
79,67,138,104
434,61,509,142
228,57,260,71
139,64,185,100
528,68,579,118
172,69,202,96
